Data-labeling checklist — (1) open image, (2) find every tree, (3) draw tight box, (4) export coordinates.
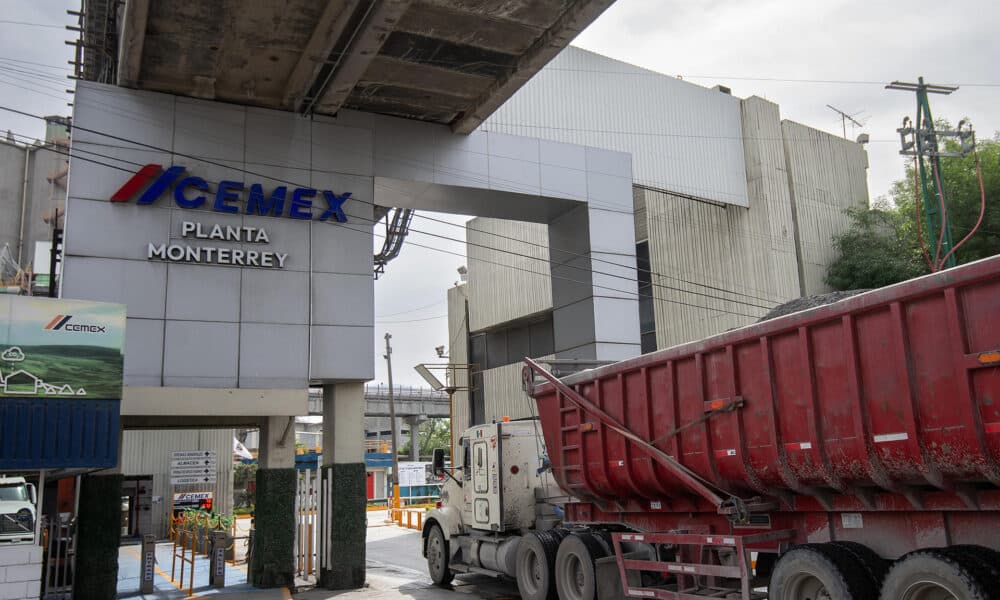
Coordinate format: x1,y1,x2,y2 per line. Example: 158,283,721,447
826,128,999,290
400,418,451,460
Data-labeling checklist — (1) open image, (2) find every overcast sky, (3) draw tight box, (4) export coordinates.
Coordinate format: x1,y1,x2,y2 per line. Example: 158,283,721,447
1,0,997,386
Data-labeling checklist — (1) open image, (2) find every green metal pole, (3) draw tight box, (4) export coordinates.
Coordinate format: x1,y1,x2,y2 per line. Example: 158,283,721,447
915,77,956,268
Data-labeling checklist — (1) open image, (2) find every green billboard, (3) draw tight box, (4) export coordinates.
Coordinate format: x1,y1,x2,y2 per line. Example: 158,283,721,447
0,296,125,399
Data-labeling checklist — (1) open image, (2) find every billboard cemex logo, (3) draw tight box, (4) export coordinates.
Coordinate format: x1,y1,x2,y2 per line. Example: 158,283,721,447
44,314,108,333
111,164,351,222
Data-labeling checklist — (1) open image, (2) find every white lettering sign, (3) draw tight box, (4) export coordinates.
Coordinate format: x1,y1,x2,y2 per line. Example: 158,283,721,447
147,222,287,268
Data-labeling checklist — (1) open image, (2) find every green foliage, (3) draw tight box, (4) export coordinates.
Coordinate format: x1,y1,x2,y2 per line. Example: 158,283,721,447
825,204,928,290
176,507,234,531
826,129,1000,290
399,418,451,459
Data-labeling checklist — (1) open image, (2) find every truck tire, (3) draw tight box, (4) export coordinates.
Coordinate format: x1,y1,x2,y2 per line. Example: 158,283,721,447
517,530,562,600
879,549,990,600
828,540,889,590
554,532,608,600
425,523,453,586
769,544,878,600
934,547,1000,600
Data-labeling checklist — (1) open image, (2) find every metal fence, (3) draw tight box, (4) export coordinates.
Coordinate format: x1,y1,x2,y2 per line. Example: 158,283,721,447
293,469,318,581
41,513,74,599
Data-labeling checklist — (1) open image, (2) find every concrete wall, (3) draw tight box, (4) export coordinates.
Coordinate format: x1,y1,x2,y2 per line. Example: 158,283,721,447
121,428,235,539
782,120,870,295
447,284,470,451
0,544,41,600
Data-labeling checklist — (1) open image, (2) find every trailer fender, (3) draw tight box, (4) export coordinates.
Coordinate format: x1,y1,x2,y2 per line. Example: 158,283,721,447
422,507,463,555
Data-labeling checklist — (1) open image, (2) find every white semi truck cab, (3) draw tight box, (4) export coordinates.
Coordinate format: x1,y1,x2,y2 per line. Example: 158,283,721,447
0,476,37,544
421,420,577,599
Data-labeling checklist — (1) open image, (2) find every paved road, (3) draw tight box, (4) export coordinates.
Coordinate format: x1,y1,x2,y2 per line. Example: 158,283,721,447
294,511,520,599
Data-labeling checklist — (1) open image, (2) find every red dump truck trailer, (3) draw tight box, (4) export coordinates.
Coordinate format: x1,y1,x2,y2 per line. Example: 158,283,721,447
521,255,1000,599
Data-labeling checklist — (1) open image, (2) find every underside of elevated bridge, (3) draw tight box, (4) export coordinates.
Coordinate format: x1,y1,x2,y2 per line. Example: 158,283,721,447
79,0,614,133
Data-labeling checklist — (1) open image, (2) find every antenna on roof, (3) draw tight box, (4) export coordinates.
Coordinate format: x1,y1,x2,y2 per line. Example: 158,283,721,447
826,104,866,139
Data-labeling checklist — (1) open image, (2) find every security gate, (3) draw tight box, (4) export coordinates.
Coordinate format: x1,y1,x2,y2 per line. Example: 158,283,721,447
293,469,318,581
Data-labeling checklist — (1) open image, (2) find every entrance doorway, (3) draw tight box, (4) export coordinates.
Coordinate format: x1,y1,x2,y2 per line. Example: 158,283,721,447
120,476,152,541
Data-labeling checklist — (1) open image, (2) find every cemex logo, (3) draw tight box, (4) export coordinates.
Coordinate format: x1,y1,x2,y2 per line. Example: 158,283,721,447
110,164,350,222
44,315,107,333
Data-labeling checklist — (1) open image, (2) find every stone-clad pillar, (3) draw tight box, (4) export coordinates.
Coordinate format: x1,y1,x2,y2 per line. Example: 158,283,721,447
250,416,296,588
320,382,366,589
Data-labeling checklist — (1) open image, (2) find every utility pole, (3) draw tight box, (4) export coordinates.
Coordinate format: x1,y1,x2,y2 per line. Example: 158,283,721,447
384,333,400,509
826,104,864,139
888,77,976,270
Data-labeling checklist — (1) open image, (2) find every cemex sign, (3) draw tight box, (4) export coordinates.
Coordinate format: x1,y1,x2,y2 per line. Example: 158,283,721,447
111,164,351,222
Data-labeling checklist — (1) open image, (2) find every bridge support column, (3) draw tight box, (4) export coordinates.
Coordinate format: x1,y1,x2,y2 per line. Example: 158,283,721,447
251,416,296,588
408,416,420,460
320,382,366,590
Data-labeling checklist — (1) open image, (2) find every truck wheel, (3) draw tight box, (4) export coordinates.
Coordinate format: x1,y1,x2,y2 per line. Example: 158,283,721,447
425,523,453,586
769,544,878,600
554,533,608,600
828,540,889,589
879,549,990,600
517,530,562,600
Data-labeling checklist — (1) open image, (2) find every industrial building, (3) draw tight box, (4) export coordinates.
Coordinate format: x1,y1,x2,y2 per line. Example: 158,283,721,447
0,118,71,295
447,47,870,439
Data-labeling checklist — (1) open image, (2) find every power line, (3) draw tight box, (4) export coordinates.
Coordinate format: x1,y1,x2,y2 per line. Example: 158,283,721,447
0,20,68,30
411,211,785,305
0,102,779,312
376,300,448,318
2,123,768,321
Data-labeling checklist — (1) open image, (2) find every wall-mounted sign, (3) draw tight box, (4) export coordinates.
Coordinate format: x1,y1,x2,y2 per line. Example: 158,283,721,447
111,164,351,223
171,450,218,485
148,221,288,268
173,492,213,509
1,297,125,399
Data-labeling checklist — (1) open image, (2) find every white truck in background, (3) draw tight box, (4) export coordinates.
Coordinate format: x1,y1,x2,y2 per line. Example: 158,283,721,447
0,476,37,543
421,419,625,600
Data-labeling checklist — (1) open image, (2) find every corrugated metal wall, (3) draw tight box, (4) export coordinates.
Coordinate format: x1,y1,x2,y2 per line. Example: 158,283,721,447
482,363,536,423
467,218,551,331
447,284,470,453
0,398,120,469
642,97,802,349
642,186,799,348
781,120,870,295
121,429,234,539
482,46,749,207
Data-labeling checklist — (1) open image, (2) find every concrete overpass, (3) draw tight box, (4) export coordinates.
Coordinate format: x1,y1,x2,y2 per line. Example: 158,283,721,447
81,0,615,133
308,385,451,418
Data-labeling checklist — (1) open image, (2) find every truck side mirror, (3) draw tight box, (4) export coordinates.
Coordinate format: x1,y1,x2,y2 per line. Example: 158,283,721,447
26,484,36,505
432,448,446,476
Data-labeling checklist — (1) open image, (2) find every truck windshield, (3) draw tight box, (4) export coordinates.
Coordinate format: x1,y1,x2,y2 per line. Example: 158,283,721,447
0,485,28,502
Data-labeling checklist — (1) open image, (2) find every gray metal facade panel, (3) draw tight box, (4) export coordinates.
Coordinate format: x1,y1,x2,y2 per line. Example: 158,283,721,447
781,120,870,295
121,428,235,538
482,46,750,207
467,218,552,332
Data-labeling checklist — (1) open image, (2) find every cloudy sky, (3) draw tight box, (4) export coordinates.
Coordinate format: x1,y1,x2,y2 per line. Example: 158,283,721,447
1,0,997,386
